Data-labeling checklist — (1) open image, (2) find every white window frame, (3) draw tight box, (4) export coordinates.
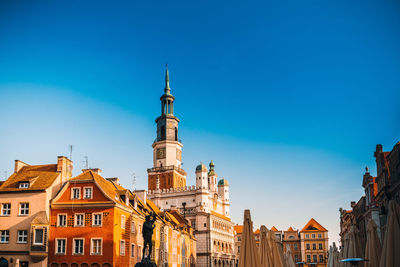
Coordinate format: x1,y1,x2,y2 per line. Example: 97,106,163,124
131,243,135,257
55,238,67,255
17,230,28,244
71,187,81,199
318,233,322,238
74,213,84,227
121,215,126,229
19,202,29,216
57,213,67,227
120,240,125,256
83,186,93,199
131,221,136,233
73,238,85,255
0,230,10,243
19,182,29,189
90,237,103,255
92,213,102,227
33,228,44,245
1,203,11,216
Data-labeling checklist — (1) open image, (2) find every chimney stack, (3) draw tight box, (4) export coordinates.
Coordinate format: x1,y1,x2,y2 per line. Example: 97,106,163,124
82,168,102,175
106,177,120,185
135,190,147,204
57,156,73,181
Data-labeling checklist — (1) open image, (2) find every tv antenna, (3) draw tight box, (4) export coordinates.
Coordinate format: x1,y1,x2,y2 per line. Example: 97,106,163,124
82,156,89,169
4,171,8,180
69,145,73,160
132,172,136,191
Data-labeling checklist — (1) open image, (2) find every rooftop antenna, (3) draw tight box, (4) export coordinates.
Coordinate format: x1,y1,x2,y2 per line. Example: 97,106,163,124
133,173,137,191
4,171,8,180
83,156,89,169
69,145,73,160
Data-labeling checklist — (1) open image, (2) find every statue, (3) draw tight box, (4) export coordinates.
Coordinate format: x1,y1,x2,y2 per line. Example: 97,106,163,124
136,212,157,267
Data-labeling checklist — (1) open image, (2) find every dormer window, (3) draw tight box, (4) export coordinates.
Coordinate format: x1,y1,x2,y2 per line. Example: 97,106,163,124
19,182,29,189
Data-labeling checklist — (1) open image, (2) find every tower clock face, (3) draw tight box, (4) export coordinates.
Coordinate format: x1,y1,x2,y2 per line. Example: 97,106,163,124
156,148,166,159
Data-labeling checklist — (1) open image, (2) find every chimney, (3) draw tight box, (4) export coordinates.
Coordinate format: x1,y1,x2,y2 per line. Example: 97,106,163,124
82,168,102,175
14,160,29,173
351,201,356,208
135,190,147,204
106,177,120,185
57,156,73,181
376,144,383,153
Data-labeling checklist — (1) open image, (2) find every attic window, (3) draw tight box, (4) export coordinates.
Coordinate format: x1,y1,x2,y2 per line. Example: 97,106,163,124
19,182,29,189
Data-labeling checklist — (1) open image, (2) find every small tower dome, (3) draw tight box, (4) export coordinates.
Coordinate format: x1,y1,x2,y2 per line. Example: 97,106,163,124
218,178,229,186
208,160,217,176
196,163,208,173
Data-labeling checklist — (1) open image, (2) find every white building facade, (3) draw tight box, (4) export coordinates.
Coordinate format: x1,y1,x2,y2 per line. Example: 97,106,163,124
147,68,236,267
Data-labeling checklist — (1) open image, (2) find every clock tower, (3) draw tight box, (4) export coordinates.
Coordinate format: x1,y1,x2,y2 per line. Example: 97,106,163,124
147,66,187,191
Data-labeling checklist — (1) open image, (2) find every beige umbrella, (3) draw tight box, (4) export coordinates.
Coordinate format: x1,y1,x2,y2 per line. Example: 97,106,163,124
267,228,286,267
285,247,296,267
364,219,381,267
332,242,340,267
328,244,335,267
379,200,400,267
238,209,261,267
259,225,273,267
345,225,363,260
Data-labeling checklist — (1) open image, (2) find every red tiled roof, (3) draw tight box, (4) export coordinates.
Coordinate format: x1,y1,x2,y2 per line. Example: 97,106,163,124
300,218,328,232
234,225,243,234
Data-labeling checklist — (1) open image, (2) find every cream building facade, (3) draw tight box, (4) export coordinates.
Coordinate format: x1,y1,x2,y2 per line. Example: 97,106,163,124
147,68,236,267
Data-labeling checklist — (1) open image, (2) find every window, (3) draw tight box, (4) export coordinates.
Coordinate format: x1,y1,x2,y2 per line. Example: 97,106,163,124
305,234,309,238
306,255,311,262
34,228,44,245
73,238,84,255
83,187,92,199
131,221,136,233
75,214,84,227
120,240,125,256
294,243,298,250
56,239,66,254
0,230,9,243
17,230,28,243
318,233,322,238
319,243,323,250
319,254,324,263
238,236,241,242
191,220,196,229
91,238,102,255
313,255,317,263
19,203,29,215
306,244,310,250
71,187,81,199
58,214,67,227
312,234,316,238
1,203,11,216
131,243,135,257
19,182,29,188
295,255,299,262
93,213,102,226
121,215,126,229
312,243,316,250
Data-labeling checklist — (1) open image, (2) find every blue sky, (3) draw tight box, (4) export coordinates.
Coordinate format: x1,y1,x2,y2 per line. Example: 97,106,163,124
0,0,399,244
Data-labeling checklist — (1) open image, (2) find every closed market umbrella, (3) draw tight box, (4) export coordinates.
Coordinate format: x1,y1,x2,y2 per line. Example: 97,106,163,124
364,219,381,267
379,200,400,267
259,225,273,267
239,209,261,267
285,248,296,267
267,227,286,267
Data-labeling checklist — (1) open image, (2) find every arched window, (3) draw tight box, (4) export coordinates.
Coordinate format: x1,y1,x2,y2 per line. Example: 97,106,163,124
161,126,166,140
175,127,178,141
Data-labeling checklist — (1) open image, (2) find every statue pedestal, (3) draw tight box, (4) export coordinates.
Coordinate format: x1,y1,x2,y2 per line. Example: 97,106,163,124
135,258,157,267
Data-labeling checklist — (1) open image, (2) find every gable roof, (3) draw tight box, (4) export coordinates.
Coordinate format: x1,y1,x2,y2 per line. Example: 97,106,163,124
300,218,328,232
287,227,295,232
234,225,243,234
0,164,59,192
271,226,279,232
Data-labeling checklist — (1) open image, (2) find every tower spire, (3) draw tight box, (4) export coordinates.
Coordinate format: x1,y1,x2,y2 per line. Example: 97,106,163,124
164,63,171,94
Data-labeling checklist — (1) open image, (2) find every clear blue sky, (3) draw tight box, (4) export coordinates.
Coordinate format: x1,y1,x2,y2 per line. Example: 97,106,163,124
0,0,399,244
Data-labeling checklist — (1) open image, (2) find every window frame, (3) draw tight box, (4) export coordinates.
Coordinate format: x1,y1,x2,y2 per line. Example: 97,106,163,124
55,238,67,255
92,213,102,227
121,215,126,229
131,243,135,257
0,230,10,243
71,187,81,200
19,202,29,216
90,237,103,256
74,213,85,227
131,221,136,233
18,182,30,189
57,213,67,227
33,228,45,245
1,203,11,216
17,230,28,244
73,238,85,255
83,186,93,199
120,240,126,256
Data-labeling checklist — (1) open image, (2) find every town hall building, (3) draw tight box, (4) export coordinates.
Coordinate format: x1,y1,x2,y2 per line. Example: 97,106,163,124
147,67,236,267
